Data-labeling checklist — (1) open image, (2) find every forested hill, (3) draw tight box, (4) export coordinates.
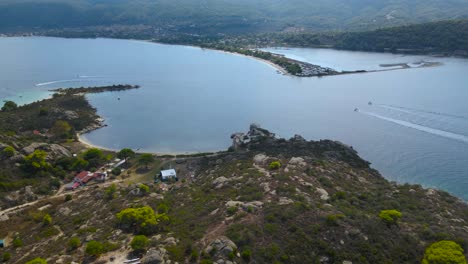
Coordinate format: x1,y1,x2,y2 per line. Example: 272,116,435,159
1,0,468,33
267,19,468,55
333,19,468,54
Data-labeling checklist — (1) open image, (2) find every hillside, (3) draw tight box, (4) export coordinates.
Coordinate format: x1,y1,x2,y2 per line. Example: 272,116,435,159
0,124,466,263
1,0,468,33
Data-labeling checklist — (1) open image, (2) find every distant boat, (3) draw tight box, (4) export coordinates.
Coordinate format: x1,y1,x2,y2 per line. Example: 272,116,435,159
354,108,359,112
368,101,373,106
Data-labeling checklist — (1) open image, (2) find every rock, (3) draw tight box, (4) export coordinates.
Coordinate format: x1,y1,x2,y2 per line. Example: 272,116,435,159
231,124,275,150
343,261,353,264
243,201,263,211
206,236,237,259
278,197,294,205
164,237,177,246
143,248,167,264
21,143,71,160
427,189,436,195
289,157,307,167
58,207,72,216
22,142,48,155
291,134,306,142
316,188,329,200
226,201,244,208
213,176,230,188
260,182,271,192
0,142,8,150
63,110,79,120
253,154,268,165
0,214,9,222
210,208,220,215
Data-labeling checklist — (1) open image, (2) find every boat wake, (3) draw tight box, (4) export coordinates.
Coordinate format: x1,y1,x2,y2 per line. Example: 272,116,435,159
35,79,79,86
360,111,468,144
376,104,468,121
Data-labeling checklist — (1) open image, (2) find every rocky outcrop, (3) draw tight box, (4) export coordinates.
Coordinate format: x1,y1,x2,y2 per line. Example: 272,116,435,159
21,143,71,160
205,236,238,261
231,123,276,150
142,247,169,264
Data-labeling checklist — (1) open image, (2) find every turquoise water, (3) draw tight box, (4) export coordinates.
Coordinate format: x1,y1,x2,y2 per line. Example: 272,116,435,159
0,37,467,200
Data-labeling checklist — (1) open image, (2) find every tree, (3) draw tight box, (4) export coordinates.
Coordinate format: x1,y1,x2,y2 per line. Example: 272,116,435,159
422,240,467,264
118,148,135,166
379,210,402,226
130,235,149,252
68,237,81,250
25,258,47,264
50,120,72,139
22,150,50,173
2,146,15,158
83,148,104,168
85,241,104,257
138,184,150,194
1,101,17,112
116,206,168,234
138,154,154,169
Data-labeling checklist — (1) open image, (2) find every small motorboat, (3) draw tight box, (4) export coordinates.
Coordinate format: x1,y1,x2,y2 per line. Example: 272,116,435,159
354,108,359,112
368,101,373,106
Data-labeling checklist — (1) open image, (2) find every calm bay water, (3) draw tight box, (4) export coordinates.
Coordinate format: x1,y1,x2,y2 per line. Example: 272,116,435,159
0,37,467,200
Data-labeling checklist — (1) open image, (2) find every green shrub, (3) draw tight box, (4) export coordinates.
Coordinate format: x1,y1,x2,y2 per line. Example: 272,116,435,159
157,203,169,214
227,206,238,216
2,146,15,158
379,210,402,226
2,252,11,262
130,235,149,251
68,237,81,250
111,167,121,176
326,214,345,226
241,249,252,261
105,184,117,200
422,240,466,264
25,258,47,264
42,213,52,225
12,237,23,248
116,206,169,234
139,184,150,194
269,161,281,170
65,194,73,202
85,241,104,257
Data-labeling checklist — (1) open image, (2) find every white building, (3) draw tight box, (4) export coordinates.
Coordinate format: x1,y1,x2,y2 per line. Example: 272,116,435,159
160,169,177,181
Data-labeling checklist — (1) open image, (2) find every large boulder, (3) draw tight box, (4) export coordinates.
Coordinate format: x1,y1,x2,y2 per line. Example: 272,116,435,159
142,247,168,264
205,236,237,259
22,143,71,160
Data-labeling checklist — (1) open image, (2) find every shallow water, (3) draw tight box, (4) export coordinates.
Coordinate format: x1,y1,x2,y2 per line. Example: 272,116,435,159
0,37,467,200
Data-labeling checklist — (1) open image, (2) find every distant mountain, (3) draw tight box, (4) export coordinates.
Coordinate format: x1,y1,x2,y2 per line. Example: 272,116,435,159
1,0,468,33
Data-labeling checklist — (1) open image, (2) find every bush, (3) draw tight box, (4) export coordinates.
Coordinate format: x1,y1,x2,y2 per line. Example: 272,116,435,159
111,167,121,176
269,161,281,170
116,206,169,234
86,241,104,257
68,237,81,250
42,213,52,225
2,252,11,262
65,194,73,202
241,249,252,261
139,184,150,194
422,240,466,264
130,235,149,252
12,237,23,248
105,184,117,200
379,210,402,226
227,206,238,216
25,258,47,264
2,146,15,158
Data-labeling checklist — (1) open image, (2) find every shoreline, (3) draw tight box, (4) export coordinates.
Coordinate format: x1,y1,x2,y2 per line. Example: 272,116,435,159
77,131,219,157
